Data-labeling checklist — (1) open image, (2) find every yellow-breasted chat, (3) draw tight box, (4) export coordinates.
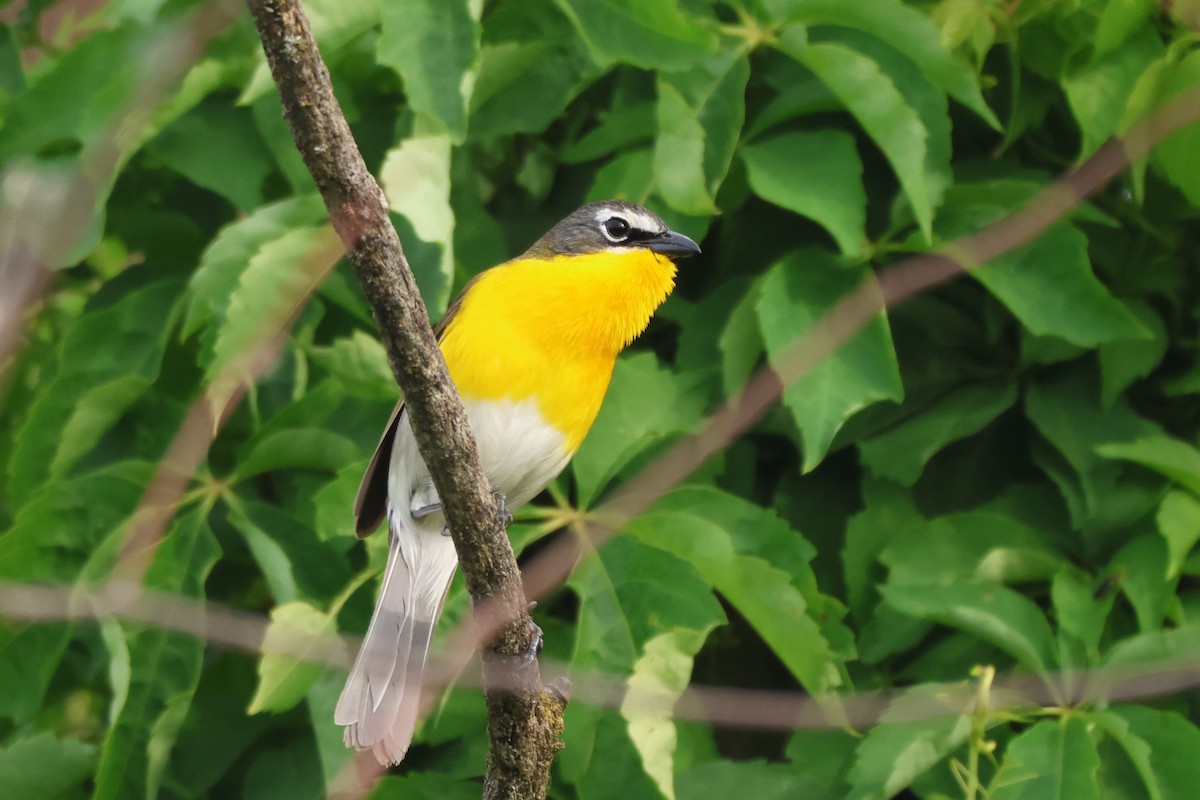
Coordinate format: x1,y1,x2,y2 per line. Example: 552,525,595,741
335,199,701,765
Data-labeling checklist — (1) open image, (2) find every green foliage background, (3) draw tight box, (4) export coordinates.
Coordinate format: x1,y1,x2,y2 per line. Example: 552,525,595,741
3,0,1200,797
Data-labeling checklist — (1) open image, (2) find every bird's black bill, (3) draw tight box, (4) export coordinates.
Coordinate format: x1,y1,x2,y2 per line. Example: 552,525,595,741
646,229,701,258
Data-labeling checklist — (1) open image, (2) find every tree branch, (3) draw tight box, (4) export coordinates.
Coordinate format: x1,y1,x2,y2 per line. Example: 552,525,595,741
246,1,566,795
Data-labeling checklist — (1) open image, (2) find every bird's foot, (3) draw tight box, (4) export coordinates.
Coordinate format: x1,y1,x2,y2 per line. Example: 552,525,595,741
491,485,513,529
415,487,510,535
412,501,441,520
525,620,544,661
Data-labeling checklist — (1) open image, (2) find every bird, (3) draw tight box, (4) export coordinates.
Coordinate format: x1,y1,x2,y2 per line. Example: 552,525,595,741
334,199,701,765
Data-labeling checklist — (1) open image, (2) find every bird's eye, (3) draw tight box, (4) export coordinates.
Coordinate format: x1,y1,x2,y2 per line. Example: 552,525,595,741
602,216,630,241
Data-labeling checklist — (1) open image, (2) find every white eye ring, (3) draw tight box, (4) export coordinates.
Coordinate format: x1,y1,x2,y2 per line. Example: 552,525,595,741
601,215,631,242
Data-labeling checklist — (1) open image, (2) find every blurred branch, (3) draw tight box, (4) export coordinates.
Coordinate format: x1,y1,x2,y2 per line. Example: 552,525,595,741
245,1,563,797
4,577,1200,738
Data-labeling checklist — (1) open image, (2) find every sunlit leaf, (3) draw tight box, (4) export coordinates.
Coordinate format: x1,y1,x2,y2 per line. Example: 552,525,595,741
248,601,344,715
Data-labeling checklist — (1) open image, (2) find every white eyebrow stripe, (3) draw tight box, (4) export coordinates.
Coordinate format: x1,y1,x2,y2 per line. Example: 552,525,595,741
591,206,666,234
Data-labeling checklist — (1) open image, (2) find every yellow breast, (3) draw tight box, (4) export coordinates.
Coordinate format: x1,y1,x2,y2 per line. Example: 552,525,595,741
438,249,677,452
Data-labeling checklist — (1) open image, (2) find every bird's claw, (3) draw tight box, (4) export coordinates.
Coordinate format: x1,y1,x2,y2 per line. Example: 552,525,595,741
419,488,510,535
412,501,441,520
526,620,544,661
491,485,513,529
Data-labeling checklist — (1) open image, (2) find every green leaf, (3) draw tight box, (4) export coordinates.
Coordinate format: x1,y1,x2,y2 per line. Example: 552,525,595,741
568,537,723,674
718,279,766,395
0,23,24,94
380,124,456,315
1142,50,1200,205
881,582,1059,673
1103,624,1200,670
0,732,95,800
563,537,723,797
1097,707,1200,800
1098,436,1200,496
990,716,1101,800
1051,567,1114,661
628,509,843,693
0,461,153,584
740,131,866,257
1107,534,1173,632
621,628,716,800
1091,708,1165,800
654,81,716,215
561,709,668,800
817,25,953,232
164,655,276,798
846,708,972,800
859,382,1018,486
780,34,934,237
1025,367,1162,531
227,500,352,605
0,624,70,724
757,250,903,471
881,509,1063,588
147,101,274,210
585,146,654,202
240,737,324,800
972,223,1149,347
306,667,359,787
571,353,707,506
370,773,484,800
1098,300,1168,409
764,0,998,127
676,761,816,800
313,462,369,541
7,280,179,506
0,27,142,161
1094,0,1156,57
1062,27,1162,158
1158,490,1200,580
561,102,656,164
183,195,327,339
784,728,857,798
93,507,222,800
205,225,342,394
552,0,715,70
843,482,923,619
378,0,480,142
235,428,360,479
469,41,585,138
653,46,750,216
673,276,754,387
308,331,399,400
0,462,152,722
248,601,344,715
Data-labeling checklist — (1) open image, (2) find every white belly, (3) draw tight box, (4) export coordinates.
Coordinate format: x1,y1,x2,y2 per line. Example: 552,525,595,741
386,396,572,533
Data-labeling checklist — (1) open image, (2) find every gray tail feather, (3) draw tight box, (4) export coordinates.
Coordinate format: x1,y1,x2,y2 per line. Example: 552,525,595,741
339,617,434,765
335,532,440,765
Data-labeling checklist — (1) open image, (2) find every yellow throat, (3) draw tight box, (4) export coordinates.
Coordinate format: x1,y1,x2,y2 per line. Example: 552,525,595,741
438,249,678,451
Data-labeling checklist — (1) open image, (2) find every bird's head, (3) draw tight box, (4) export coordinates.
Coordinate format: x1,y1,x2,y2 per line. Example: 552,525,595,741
524,200,702,260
